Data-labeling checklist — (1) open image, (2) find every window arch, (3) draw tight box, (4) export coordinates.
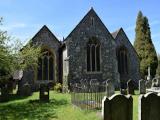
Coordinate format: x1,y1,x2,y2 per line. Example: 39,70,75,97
37,49,54,80
117,47,128,74
87,37,100,72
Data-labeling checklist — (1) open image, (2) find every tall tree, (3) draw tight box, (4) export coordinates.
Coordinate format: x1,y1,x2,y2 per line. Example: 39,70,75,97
0,19,41,87
134,11,158,78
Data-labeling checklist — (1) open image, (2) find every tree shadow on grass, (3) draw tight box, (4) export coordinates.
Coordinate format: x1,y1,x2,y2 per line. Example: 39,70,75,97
0,98,68,120
0,94,30,103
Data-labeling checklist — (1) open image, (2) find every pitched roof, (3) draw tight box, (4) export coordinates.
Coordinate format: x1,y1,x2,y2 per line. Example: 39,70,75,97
64,7,113,42
32,25,61,44
111,28,121,39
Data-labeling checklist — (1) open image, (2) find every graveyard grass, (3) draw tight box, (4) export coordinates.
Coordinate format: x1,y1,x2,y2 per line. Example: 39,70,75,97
0,91,139,120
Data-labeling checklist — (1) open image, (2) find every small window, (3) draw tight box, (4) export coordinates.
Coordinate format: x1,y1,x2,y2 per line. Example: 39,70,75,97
87,37,100,72
117,47,128,74
91,17,95,26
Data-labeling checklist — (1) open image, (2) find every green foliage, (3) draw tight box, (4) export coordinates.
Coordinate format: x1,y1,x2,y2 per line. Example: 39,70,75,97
0,19,41,84
54,83,62,92
156,54,160,76
134,11,158,78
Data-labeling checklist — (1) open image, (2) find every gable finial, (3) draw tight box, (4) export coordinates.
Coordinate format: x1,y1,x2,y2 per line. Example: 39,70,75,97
91,7,94,10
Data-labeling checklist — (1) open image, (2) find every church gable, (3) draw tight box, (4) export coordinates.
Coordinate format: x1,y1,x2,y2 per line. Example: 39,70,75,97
114,28,139,59
64,8,119,87
31,25,61,51
113,28,140,86
64,8,114,43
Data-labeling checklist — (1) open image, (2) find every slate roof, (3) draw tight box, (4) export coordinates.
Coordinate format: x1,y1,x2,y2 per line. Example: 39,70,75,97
111,28,121,39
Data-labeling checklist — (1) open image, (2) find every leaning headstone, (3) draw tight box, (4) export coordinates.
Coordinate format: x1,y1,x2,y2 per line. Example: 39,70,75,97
102,94,133,120
39,83,49,102
106,79,115,97
139,79,146,94
127,79,135,95
139,92,160,120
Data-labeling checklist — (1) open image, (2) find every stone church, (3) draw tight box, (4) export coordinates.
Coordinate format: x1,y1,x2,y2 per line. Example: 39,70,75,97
18,8,141,93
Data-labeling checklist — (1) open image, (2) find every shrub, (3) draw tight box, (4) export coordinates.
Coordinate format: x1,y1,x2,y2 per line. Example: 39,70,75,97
54,83,62,92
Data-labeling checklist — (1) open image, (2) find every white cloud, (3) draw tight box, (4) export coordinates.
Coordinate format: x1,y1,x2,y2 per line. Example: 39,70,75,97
1,23,27,31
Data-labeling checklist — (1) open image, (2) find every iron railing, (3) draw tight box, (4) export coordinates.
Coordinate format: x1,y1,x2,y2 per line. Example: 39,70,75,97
70,79,107,110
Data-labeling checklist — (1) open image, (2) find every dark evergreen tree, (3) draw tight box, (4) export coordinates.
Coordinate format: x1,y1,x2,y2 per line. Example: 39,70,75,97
134,11,158,78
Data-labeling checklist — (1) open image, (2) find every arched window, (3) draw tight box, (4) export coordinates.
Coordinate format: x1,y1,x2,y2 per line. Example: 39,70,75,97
87,38,100,72
117,47,128,74
37,49,54,80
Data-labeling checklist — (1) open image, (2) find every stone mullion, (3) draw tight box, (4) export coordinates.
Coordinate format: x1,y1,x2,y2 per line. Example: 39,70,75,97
48,56,50,81
95,45,97,71
90,45,92,71
42,56,44,80
120,51,122,74
123,51,125,74
123,51,126,74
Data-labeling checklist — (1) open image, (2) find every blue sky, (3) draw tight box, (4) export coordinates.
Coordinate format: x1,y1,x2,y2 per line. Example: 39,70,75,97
0,0,160,54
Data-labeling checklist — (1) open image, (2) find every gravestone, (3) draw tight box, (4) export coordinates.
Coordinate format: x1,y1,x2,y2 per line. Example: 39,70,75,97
39,83,49,102
21,83,32,96
102,94,133,120
106,79,115,97
127,79,135,95
120,88,127,95
0,85,9,102
147,66,152,81
145,80,152,89
139,92,160,120
139,79,146,94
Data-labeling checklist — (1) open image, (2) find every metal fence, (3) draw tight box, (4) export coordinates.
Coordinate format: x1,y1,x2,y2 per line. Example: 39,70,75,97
70,79,107,110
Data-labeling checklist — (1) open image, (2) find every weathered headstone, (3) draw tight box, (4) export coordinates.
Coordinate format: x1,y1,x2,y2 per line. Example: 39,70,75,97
0,85,9,102
106,79,115,97
145,80,152,89
21,83,32,96
102,94,133,120
120,88,127,95
139,92,160,120
139,79,146,94
39,83,49,102
127,79,135,95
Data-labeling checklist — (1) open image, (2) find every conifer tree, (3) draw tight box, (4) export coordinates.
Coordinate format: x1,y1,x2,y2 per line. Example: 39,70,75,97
134,11,158,78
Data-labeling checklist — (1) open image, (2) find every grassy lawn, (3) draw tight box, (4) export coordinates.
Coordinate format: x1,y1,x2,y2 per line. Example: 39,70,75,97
0,91,100,120
0,91,139,120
